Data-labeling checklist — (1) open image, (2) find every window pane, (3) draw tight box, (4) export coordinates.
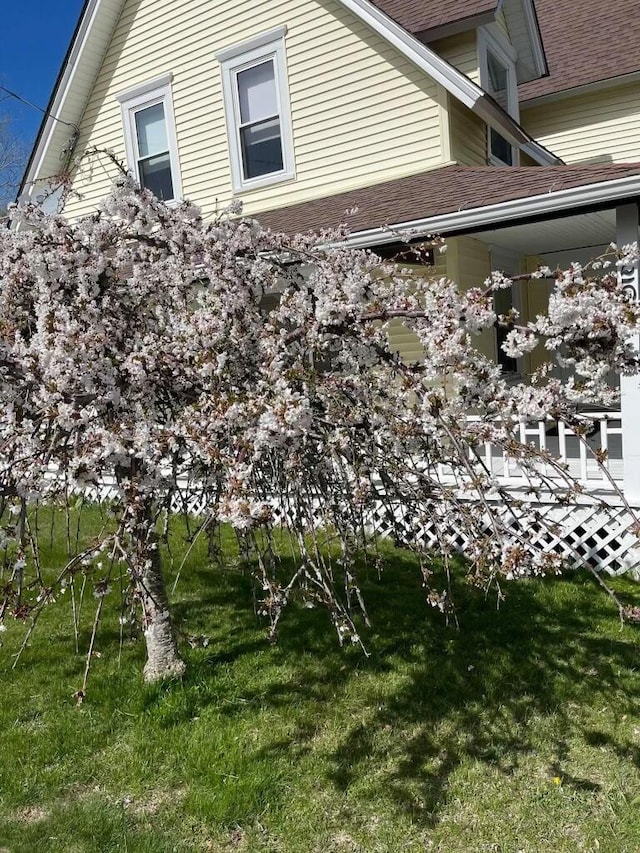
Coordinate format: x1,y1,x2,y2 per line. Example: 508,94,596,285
237,61,278,124
135,103,169,158
490,128,513,165
139,152,174,200
487,51,509,110
240,117,283,178
487,51,508,93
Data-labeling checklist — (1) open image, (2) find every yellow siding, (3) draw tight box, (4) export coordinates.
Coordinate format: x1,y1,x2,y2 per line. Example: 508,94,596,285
449,96,487,165
521,254,551,376
431,33,480,83
389,238,496,372
446,237,495,362
521,82,640,165
519,150,538,166
387,253,448,363
63,0,444,220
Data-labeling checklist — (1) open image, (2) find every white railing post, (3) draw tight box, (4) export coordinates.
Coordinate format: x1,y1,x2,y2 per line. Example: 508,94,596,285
617,203,640,505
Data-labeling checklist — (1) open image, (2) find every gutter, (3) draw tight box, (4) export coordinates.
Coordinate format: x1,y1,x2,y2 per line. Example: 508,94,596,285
341,174,640,248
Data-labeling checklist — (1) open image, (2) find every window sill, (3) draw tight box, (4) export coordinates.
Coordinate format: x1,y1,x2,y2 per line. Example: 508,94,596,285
488,154,518,167
232,169,296,195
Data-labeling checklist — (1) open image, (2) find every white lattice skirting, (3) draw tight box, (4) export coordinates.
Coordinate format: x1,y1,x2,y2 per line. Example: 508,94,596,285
82,476,640,576
351,497,640,577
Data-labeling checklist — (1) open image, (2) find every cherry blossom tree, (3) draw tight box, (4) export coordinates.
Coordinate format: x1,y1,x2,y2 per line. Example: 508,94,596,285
0,180,638,685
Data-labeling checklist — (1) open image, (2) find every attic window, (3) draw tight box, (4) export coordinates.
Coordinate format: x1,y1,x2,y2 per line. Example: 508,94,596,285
116,75,182,202
478,28,519,166
215,26,295,193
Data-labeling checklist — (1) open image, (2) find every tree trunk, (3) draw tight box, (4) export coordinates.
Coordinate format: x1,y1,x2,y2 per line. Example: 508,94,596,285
128,492,186,682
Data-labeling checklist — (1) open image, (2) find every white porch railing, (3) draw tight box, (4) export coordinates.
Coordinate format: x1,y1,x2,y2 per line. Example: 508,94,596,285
435,411,624,494
39,409,640,574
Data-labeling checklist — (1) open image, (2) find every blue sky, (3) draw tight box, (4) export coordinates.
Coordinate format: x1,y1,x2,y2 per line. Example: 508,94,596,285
1,1,86,151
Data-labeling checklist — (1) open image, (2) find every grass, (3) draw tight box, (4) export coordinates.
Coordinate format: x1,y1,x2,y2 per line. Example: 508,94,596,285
0,512,639,851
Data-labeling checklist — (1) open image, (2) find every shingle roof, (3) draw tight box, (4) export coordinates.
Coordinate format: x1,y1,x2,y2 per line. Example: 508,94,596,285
520,0,640,101
255,164,640,236
372,0,497,38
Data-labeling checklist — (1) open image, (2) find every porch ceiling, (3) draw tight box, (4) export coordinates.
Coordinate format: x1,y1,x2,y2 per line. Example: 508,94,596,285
473,209,615,257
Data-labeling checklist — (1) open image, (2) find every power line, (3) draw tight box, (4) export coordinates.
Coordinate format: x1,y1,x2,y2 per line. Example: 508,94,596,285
0,85,78,130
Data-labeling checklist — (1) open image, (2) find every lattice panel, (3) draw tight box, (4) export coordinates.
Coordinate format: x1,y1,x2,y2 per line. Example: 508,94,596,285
265,496,640,577
79,480,640,577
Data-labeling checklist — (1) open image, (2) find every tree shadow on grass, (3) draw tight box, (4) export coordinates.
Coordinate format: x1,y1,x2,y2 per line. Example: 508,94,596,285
330,561,640,824
122,546,640,828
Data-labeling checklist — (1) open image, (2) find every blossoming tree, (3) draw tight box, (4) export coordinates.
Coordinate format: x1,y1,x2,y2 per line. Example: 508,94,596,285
0,181,638,683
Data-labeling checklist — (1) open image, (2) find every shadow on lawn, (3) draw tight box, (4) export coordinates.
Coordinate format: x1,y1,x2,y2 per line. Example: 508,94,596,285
170,551,640,826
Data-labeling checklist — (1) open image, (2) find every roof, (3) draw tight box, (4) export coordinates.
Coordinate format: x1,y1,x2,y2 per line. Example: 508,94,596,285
373,0,546,83
520,0,640,102
372,0,497,39
255,164,640,240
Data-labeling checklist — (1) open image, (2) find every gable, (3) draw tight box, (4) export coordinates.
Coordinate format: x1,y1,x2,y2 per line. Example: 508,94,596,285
20,0,126,205
21,0,558,214
59,0,447,221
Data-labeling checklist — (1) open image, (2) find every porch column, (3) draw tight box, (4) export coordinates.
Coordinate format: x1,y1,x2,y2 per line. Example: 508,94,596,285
617,203,640,505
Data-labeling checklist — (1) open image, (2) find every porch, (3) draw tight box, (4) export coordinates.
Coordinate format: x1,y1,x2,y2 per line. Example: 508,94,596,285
257,166,640,573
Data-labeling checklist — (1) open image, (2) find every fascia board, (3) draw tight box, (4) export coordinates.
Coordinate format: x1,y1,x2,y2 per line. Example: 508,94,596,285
520,0,548,79
341,176,640,248
21,0,125,196
336,0,560,166
336,0,480,109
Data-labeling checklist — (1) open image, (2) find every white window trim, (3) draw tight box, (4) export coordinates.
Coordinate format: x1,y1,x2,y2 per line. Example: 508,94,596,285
215,26,295,194
115,74,183,203
478,27,519,166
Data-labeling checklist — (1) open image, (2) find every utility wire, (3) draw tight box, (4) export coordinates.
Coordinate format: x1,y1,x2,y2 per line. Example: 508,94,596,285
0,85,78,130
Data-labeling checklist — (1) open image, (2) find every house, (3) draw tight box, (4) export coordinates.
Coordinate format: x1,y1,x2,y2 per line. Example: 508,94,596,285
17,0,640,570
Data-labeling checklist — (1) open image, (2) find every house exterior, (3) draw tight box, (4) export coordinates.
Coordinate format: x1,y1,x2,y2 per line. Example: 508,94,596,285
17,0,640,570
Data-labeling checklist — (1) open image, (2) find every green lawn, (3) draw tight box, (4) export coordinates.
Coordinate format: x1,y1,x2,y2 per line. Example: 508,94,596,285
0,514,639,852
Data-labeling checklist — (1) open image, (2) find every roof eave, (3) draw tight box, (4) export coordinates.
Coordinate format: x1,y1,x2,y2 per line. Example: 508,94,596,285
340,175,640,248
521,70,640,107
19,0,126,199
511,0,548,82
337,0,561,165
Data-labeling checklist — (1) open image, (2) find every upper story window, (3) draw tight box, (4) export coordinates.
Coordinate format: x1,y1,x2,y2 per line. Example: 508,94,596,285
478,28,519,166
215,26,295,193
116,74,182,202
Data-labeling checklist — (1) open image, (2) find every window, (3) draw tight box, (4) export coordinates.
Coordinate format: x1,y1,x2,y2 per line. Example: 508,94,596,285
478,28,519,166
116,74,182,202
216,26,295,193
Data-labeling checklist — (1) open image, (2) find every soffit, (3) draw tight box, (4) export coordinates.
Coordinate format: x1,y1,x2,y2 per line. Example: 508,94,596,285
475,209,615,256
520,0,640,102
